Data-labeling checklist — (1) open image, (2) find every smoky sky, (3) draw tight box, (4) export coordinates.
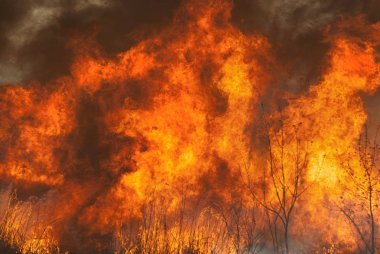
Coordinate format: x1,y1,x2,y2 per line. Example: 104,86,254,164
232,0,380,130
1,0,380,120
0,0,181,84
0,0,379,85
233,0,380,92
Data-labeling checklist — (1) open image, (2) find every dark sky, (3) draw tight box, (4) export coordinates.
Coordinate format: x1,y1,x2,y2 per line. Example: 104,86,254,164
1,0,379,83
0,0,380,126
0,0,181,83
1,0,379,82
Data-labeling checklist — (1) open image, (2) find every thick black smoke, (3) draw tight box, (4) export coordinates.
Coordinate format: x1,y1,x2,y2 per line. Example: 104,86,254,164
231,0,380,137
1,0,380,85
0,0,181,84
233,0,380,93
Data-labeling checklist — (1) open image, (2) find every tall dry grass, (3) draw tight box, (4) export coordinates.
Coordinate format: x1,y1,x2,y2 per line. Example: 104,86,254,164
113,192,264,254
0,189,64,254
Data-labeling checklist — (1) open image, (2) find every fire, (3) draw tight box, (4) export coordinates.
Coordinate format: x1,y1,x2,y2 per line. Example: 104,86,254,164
1,0,380,253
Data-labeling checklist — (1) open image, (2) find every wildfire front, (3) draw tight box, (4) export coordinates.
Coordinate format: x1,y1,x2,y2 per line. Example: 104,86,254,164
1,0,380,253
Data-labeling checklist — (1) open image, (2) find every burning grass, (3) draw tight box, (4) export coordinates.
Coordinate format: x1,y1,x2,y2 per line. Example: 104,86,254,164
0,0,380,253
0,190,63,254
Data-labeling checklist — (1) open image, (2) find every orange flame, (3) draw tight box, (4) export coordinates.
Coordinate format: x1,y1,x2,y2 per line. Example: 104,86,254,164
1,1,380,253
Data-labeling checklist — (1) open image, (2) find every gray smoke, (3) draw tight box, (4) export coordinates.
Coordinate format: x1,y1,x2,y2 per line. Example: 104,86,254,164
0,0,180,84
232,0,380,129
1,0,379,84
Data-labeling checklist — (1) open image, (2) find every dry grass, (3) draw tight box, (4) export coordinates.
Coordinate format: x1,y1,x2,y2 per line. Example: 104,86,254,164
0,189,64,254
113,193,264,254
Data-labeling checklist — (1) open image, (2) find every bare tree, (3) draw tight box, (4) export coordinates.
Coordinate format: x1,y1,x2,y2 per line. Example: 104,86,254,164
244,122,309,254
215,199,264,254
337,127,380,254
